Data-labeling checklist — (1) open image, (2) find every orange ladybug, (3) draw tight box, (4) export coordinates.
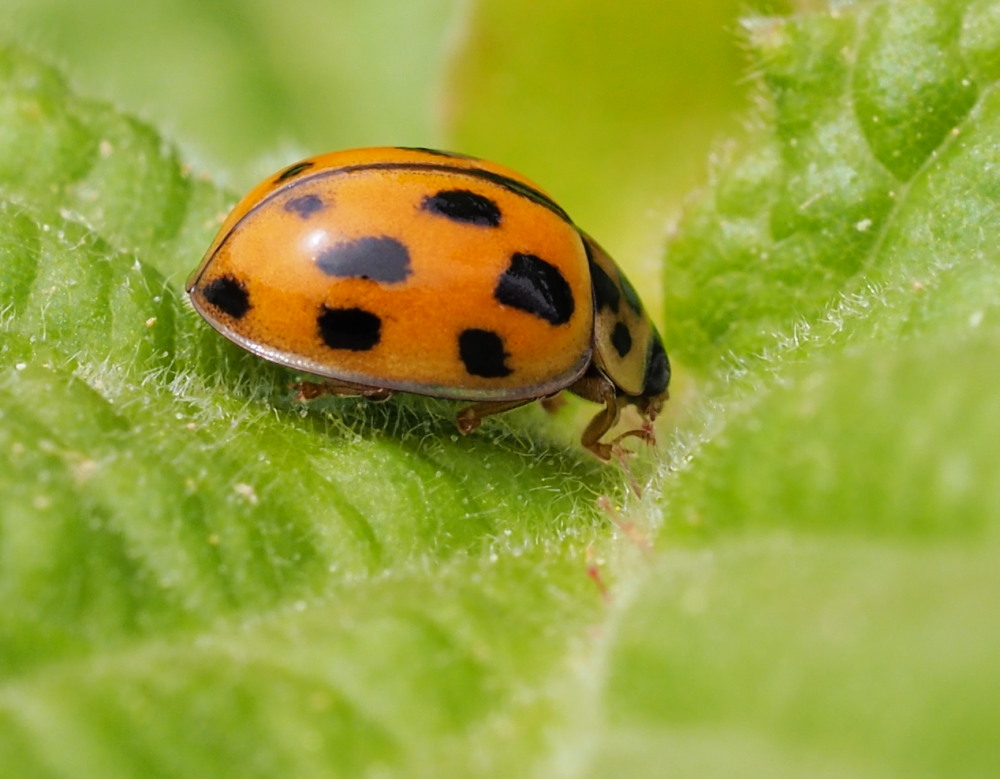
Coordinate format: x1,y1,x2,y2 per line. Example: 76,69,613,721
187,147,669,459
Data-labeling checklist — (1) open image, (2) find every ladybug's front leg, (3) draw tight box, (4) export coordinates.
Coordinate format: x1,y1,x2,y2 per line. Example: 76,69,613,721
294,379,393,403
568,371,625,461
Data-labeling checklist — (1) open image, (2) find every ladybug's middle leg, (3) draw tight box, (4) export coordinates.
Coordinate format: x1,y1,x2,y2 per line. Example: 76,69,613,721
455,398,538,434
294,379,393,403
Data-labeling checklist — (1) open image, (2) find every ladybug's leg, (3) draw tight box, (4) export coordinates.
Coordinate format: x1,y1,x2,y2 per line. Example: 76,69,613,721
455,398,537,434
539,394,567,414
567,372,626,461
294,379,393,403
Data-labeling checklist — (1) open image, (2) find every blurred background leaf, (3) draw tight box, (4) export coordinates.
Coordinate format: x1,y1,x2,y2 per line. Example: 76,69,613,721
1,0,752,290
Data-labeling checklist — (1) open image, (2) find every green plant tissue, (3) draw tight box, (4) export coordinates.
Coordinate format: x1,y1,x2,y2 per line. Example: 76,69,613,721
2,0,1000,776
595,1,1000,776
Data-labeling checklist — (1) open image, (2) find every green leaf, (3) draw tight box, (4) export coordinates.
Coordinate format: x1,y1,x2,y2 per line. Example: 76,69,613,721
664,333,1000,541
0,42,631,775
596,0,1000,774
4,0,1000,775
444,0,749,281
595,537,1000,778
664,0,1000,375
0,0,461,179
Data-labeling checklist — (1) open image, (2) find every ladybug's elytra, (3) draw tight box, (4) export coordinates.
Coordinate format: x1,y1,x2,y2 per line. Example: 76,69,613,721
187,147,669,460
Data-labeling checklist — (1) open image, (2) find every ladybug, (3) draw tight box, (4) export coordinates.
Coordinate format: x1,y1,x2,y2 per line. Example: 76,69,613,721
187,147,669,460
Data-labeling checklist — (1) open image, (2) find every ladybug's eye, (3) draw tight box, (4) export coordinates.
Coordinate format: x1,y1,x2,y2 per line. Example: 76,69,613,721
642,337,670,397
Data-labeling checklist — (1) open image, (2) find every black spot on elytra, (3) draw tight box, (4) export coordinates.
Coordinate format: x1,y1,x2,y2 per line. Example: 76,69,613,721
642,336,670,397
284,193,325,218
316,236,411,283
459,328,512,378
317,307,381,351
494,253,574,325
202,275,250,319
620,272,643,315
353,159,571,224
611,322,632,357
275,161,315,183
421,189,502,227
589,259,620,314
